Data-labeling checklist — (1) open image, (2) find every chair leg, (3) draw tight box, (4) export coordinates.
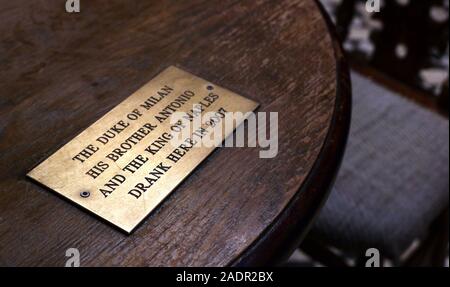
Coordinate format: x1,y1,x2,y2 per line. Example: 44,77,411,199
404,206,449,267
299,236,350,267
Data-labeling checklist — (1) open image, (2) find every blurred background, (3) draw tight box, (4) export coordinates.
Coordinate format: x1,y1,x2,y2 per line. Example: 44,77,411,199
288,0,449,267
323,0,448,115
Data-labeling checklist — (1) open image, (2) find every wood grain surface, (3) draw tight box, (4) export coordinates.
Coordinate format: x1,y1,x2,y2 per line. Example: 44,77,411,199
0,0,349,266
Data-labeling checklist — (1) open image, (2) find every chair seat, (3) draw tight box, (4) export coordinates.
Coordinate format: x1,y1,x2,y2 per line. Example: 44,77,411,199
311,71,449,260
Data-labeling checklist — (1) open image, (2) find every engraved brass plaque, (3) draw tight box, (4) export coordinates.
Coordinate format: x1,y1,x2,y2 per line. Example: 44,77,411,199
28,66,258,233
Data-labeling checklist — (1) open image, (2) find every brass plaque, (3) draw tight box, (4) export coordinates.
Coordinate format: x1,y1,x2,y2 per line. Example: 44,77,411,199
28,66,258,233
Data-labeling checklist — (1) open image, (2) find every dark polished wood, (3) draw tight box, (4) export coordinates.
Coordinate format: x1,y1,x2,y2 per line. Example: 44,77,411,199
0,0,350,266
233,1,351,266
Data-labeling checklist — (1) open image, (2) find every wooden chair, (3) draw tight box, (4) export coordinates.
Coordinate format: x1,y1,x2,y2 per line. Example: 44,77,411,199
297,1,449,267
299,69,449,267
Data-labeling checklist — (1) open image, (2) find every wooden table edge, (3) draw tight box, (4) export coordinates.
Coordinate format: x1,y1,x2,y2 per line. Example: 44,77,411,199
231,1,352,266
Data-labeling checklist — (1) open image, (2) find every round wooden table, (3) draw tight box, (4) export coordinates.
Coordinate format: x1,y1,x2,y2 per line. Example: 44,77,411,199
0,0,350,266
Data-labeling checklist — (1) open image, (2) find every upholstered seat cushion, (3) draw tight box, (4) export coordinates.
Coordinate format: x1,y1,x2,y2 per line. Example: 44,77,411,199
311,71,449,260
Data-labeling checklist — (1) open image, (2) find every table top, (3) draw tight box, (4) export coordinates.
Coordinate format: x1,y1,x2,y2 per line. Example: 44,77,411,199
0,0,351,266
